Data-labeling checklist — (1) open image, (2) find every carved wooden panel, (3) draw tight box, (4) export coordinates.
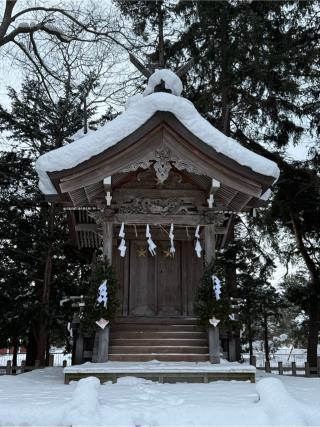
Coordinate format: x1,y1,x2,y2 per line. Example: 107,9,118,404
119,144,202,184
119,169,198,190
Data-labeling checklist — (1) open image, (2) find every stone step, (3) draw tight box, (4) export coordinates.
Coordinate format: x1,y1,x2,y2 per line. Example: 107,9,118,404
110,338,208,346
108,354,209,362
110,331,208,340
109,345,209,354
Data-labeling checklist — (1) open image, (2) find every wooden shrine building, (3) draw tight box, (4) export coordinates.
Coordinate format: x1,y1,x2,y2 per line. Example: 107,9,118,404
36,68,279,366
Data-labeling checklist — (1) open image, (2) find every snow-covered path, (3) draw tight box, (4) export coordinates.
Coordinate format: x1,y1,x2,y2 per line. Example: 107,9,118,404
0,368,319,426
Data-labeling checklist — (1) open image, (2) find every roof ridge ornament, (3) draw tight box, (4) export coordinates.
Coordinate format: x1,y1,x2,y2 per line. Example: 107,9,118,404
129,52,194,79
129,53,193,95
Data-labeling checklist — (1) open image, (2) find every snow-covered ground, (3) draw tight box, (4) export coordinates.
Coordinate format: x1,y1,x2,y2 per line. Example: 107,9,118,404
0,367,319,426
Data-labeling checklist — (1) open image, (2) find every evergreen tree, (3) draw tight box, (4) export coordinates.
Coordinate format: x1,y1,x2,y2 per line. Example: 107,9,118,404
263,162,320,367
115,0,320,367
0,78,94,364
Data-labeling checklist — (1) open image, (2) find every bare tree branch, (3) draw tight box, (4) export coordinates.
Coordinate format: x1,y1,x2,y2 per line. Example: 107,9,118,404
12,39,56,104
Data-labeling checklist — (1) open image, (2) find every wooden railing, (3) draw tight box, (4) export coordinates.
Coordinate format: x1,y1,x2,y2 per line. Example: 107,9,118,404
1,355,68,375
250,356,320,377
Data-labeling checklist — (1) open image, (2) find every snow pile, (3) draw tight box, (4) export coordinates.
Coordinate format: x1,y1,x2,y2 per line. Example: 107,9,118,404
257,377,307,426
63,376,101,426
36,91,280,194
64,360,256,374
0,368,320,426
144,69,183,96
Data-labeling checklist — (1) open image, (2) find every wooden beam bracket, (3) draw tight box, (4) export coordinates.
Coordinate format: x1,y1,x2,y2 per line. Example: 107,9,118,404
103,176,112,206
207,178,221,208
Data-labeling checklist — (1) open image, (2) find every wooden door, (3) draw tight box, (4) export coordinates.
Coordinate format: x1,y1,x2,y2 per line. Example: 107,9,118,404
156,241,182,316
115,239,203,317
128,240,156,316
181,241,203,315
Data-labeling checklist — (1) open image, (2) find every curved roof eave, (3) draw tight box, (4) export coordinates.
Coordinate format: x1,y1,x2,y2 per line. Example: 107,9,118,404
36,92,280,195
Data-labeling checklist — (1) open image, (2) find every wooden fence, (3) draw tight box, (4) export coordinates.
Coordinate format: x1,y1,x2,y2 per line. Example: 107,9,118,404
251,356,320,377
1,355,68,375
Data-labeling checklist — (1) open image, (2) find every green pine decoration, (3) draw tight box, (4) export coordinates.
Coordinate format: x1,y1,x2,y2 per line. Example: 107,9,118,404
195,261,233,329
80,259,119,333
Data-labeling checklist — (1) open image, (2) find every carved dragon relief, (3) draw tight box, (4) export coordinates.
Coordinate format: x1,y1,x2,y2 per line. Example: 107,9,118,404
89,205,227,227
119,145,201,184
117,197,200,216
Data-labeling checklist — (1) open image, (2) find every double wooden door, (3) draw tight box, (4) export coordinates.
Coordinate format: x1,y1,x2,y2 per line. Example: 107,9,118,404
114,239,203,317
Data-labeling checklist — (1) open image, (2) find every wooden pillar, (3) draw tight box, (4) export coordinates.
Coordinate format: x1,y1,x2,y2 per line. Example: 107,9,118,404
205,224,220,364
97,221,113,363
305,361,310,377
205,224,216,263
6,360,11,375
292,361,297,376
48,354,54,367
102,222,113,262
278,361,283,375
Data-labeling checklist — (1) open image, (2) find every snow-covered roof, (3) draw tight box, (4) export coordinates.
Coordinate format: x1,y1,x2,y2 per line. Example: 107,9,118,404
36,70,280,194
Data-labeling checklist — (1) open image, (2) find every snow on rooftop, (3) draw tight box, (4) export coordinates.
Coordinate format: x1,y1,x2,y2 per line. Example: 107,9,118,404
144,69,183,96
36,70,280,194
260,188,272,201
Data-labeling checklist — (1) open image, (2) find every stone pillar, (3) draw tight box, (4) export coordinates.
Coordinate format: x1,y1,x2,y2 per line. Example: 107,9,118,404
74,335,84,365
208,326,220,364
97,326,110,363
205,224,220,364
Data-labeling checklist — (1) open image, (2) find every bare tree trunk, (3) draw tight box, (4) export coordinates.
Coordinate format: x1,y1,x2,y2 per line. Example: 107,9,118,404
35,203,55,365
263,312,270,362
247,316,254,364
26,326,37,366
157,0,165,67
45,337,50,367
83,96,88,134
308,305,319,368
12,336,18,374
219,7,231,136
